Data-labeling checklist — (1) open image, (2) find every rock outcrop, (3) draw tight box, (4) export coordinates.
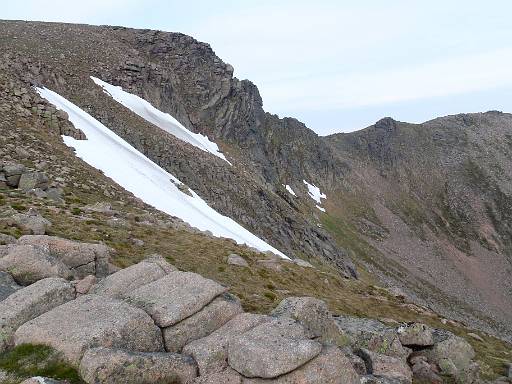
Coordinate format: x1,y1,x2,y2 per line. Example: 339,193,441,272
0,235,486,383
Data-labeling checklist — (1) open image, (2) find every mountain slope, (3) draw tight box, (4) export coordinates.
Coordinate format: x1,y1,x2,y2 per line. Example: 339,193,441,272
1,19,512,344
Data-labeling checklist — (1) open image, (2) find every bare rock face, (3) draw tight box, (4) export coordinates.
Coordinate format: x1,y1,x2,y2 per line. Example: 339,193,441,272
91,255,175,298
0,277,75,352
357,349,413,384
0,244,72,285
79,347,197,384
183,313,271,375
227,317,322,378
243,346,360,384
163,293,243,353
18,235,110,279
397,323,434,347
125,271,227,327
14,294,164,367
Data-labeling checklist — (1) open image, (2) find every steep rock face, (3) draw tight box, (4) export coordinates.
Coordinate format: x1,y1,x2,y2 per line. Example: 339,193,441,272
0,20,350,271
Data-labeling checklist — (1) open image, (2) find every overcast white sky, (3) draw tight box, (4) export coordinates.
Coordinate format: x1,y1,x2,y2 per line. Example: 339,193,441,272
4,1,512,134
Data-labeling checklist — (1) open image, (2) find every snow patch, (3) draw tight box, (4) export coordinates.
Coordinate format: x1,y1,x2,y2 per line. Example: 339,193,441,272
36,86,286,258
316,205,326,212
90,76,230,163
303,180,326,204
284,184,296,196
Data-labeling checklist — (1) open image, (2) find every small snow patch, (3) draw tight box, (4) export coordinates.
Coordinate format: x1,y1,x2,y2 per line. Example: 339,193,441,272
303,180,326,204
315,205,325,212
283,184,296,196
90,76,230,164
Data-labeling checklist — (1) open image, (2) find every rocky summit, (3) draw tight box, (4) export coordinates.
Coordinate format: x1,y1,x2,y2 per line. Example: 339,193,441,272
0,19,512,383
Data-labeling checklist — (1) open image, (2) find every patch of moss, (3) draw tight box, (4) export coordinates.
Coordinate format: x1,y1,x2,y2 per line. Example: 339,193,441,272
0,344,83,383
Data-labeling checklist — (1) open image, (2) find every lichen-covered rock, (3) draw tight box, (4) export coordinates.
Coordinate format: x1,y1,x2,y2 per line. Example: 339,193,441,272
12,209,51,235
192,368,242,384
423,331,476,373
0,244,72,285
90,255,175,298
0,233,16,245
18,235,110,279
125,271,227,327
228,317,322,378
14,294,164,366
271,296,344,344
397,323,434,347
163,292,243,353
79,347,197,384
183,313,270,375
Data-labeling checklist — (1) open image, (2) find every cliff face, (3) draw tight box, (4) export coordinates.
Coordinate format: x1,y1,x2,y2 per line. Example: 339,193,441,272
2,20,512,340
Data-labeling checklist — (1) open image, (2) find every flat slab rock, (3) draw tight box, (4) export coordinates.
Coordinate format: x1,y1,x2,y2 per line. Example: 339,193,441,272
164,292,243,353
242,346,360,384
14,294,164,367
0,278,75,352
91,255,176,298
183,313,271,375
125,271,227,327
79,347,197,384
228,317,322,378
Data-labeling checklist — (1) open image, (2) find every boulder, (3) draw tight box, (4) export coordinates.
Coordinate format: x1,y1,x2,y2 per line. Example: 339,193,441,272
411,360,442,384
0,278,75,351
74,275,96,295
18,172,49,191
293,258,314,268
3,163,25,187
228,317,322,378
14,294,164,367
163,293,243,353
12,209,51,235
183,313,270,375
0,244,72,285
271,296,343,343
79,347,197,384
242,346,360,384
397,323,434,347
335,315,409,359
357,349,412,384
423,332,475,372
91,255,175,298
0,271,20,301
227,253,249,267
18,235,110,278
360,375,403,383
125,271,227,327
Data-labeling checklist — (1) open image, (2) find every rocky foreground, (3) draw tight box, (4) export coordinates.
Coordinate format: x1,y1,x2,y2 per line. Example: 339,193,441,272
1,235,507,384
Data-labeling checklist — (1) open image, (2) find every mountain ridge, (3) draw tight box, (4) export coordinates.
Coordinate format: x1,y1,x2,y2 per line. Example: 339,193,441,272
1,18,512,346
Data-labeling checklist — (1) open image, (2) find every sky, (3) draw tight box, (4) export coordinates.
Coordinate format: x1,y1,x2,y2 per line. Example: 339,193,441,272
4,1,512,135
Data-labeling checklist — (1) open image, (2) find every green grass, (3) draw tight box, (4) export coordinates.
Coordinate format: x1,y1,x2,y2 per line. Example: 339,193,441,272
0,344,83,383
